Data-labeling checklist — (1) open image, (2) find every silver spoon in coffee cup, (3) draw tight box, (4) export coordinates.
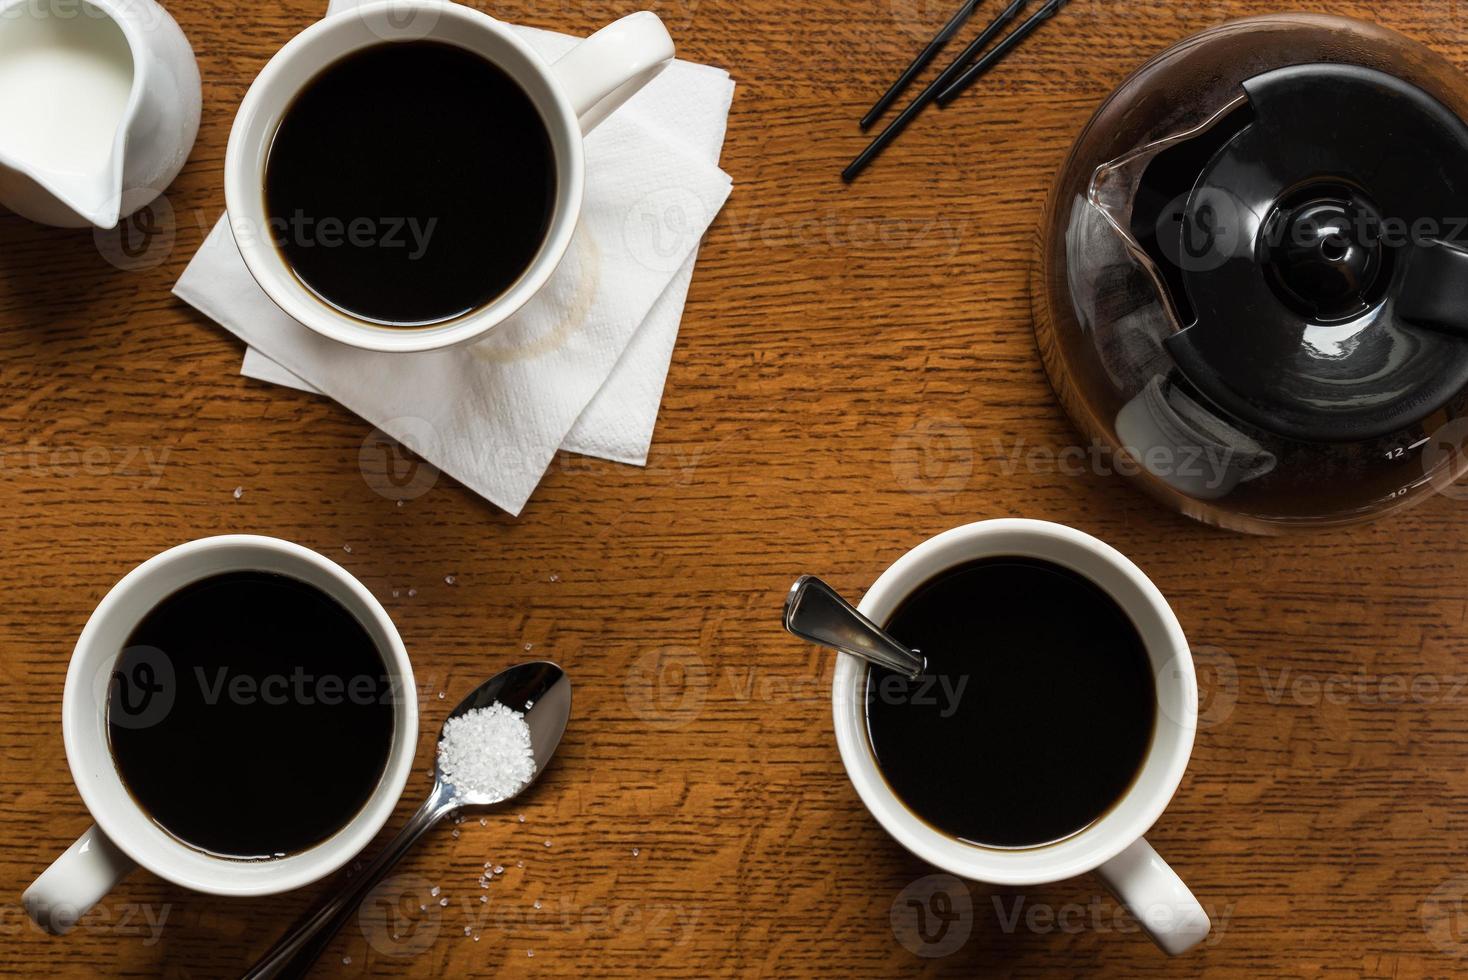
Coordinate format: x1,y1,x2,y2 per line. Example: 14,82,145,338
242,661,572,979
783,576,926,678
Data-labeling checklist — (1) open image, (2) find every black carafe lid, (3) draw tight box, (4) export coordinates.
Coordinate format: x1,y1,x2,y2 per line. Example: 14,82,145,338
1161,64,1468,442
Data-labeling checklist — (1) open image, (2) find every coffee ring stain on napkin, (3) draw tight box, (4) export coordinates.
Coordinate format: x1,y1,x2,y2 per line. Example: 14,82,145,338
470,233,601,364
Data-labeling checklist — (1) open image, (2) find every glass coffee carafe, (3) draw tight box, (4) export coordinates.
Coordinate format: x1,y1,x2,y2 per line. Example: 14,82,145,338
1033,13,1468,533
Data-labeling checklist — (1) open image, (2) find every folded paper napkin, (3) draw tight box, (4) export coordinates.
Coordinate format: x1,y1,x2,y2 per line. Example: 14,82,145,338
175,23,734,515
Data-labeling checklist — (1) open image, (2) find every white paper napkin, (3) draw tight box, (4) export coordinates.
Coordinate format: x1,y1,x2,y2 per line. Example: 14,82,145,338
176,24,734,514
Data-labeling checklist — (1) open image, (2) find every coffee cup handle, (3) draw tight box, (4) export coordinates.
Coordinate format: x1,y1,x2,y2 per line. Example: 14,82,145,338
550,11,675,133
23,824,137,935
1096,837,1210,955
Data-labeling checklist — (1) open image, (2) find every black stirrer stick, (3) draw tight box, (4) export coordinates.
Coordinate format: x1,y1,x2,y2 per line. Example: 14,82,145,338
935,0,1067,105
860,0,984,130
842,0,1029,182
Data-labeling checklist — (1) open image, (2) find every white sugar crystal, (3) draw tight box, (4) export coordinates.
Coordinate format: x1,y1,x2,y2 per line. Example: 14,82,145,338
430,886,440,897
437,702,535,802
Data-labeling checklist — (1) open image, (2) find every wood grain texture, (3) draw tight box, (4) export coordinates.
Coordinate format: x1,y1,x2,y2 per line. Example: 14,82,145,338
5,0,1468,976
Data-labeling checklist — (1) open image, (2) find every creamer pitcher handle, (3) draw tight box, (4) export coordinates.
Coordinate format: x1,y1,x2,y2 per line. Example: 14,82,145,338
1096,837,1210,955
23,825,136,934
550,11,674,133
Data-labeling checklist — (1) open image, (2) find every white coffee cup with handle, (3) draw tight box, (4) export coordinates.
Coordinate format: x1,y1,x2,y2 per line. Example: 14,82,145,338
23,536,419,934
831,519,1210,956
224,0,675,353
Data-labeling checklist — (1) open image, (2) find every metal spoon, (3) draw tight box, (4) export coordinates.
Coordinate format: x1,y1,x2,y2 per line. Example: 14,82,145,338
242,661,572,979
783,576,926,678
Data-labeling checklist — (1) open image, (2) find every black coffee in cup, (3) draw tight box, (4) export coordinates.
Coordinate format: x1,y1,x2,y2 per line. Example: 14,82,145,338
107,571,394,859
865,557,1156,849
263,40,556,326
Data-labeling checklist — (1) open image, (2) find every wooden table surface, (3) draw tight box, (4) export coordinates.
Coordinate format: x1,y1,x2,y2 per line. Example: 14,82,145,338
6,0,1468,975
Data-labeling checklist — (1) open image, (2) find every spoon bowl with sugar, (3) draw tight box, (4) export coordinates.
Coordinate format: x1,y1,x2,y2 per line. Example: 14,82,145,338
242,661,571,979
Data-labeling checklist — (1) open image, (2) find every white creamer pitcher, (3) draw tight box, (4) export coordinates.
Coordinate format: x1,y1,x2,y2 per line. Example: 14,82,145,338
0,0,200,228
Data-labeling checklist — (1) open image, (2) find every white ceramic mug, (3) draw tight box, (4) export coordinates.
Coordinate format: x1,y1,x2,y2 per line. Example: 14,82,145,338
833,519,1210,956
23,535,419,935
224,0,675,353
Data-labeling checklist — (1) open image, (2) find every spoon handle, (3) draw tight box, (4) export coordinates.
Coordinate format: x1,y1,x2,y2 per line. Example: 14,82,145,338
241,789,453,980
783,576,926,677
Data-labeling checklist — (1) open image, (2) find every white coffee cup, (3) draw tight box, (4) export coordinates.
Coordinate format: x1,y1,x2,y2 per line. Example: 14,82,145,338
23,535,419,934
224,0,675,353
832,519,1210,956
